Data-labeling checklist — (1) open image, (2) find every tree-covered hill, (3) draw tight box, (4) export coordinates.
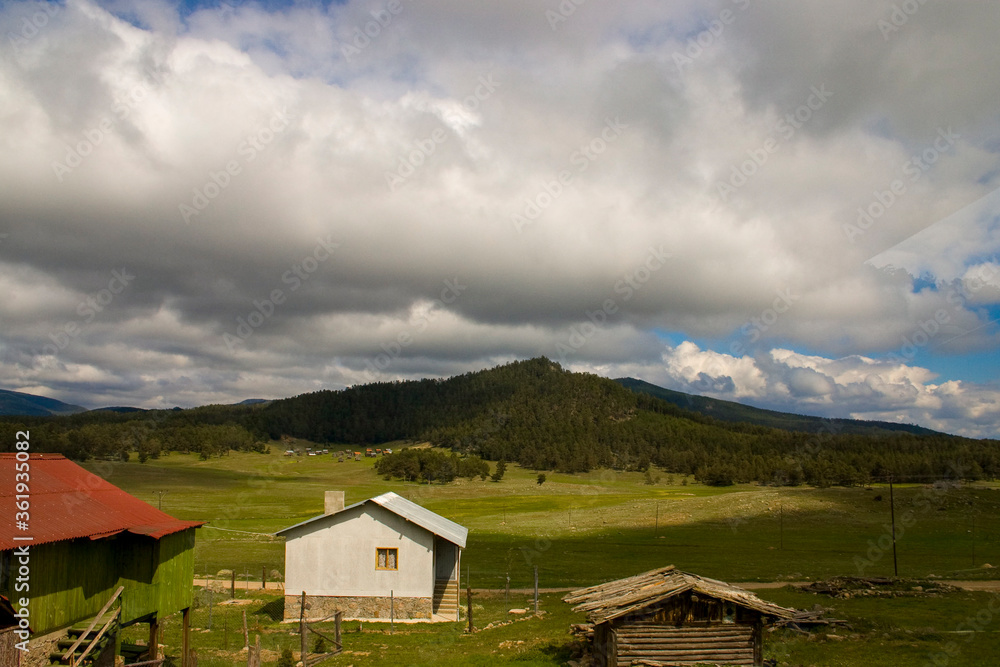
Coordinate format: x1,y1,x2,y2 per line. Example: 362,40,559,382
615,377,945,437
3,358,998,486
250,358,999,484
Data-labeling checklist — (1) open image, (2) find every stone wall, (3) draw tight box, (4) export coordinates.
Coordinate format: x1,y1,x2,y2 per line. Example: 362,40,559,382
285,595,433,621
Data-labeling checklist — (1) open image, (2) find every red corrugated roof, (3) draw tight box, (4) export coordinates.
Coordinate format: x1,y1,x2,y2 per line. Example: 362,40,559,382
0,454,203,551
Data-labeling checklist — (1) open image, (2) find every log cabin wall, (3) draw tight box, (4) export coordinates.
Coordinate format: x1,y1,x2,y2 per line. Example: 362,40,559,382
607,594,764,667
613,622,756,666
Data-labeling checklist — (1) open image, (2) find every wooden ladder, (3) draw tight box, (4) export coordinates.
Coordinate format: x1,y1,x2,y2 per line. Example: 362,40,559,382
54,586,124,666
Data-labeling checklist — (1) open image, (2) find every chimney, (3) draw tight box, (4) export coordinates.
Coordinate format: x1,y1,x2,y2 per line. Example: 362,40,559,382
325,490,345,515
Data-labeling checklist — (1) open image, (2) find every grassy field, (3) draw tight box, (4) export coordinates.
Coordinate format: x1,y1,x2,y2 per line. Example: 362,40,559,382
130,586,1000,667
86,443,1000,665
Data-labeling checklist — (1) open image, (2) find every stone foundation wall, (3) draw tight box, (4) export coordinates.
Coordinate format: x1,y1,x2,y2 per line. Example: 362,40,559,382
285,595,433,621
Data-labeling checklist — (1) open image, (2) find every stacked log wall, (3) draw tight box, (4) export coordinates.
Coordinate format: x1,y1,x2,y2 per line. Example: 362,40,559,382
614,622,756,667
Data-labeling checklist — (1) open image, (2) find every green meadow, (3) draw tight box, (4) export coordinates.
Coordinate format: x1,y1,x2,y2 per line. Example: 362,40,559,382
90,444,1000,666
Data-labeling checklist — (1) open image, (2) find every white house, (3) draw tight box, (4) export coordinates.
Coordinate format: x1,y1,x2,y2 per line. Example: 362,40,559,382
276,491,468,622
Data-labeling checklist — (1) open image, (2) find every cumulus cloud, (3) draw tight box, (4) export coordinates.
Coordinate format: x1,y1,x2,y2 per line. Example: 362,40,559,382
575,343,999,438
0,0,996,436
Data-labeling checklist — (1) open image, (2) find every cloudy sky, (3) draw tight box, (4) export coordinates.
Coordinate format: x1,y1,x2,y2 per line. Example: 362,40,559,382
1,0,999,438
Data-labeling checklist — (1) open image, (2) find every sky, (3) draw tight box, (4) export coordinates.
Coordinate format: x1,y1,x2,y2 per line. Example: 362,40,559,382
1,0,999,438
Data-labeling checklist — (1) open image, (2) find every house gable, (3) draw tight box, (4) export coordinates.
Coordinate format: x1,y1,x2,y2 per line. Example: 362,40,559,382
284,503,435,598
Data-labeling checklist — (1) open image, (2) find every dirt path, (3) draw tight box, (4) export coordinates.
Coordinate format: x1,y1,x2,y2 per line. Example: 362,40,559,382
940,580,1000,591
194,579,1000,593
194,578,284,591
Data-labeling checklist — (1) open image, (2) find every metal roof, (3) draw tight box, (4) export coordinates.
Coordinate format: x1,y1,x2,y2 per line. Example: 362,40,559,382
0,454,204,551
276,491,468,547
563,565,796,624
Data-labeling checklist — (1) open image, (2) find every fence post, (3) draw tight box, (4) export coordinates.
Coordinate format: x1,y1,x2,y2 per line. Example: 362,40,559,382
466,585,473,633
300,591,308,665
534,566,539,616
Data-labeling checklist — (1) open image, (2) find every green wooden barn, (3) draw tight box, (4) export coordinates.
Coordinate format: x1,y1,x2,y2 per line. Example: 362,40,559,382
0,453,203,666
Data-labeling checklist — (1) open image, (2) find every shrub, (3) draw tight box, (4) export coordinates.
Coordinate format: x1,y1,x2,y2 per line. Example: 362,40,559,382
277,647,295,667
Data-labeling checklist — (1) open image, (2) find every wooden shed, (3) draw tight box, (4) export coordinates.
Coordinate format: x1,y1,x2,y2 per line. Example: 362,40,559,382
563,566,796,667
0,454,203,665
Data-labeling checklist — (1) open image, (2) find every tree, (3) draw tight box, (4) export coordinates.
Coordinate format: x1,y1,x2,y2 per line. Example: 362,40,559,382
537,473,546,486
491,460,507,482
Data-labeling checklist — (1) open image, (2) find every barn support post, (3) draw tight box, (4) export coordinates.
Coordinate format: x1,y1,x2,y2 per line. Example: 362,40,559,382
181,607,190,667
147,618,159,661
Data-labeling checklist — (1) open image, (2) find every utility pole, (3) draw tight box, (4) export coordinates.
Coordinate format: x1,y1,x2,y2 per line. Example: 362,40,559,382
156,490,168,510
971,499,976,569
779,504,783,551
889,475,898,577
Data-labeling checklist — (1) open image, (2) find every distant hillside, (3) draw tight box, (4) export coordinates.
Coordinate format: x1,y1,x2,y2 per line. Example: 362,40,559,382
615,378,944,437
250,357,997,484
0,389,87,417
4,358,995,486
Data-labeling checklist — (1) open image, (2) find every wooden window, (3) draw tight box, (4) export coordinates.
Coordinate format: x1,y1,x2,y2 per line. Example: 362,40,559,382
723,603,736,624
376,547,398,570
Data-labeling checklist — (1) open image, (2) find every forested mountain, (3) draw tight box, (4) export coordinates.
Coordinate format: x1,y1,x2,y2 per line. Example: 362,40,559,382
251,358,999,485
615,378,944,437
0,389,87,416
2,358,997,486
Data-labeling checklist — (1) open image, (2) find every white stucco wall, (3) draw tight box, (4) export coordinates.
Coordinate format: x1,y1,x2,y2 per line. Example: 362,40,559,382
284,503,435,597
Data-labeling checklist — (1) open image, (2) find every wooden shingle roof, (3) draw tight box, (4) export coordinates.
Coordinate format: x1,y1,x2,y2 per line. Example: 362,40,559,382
563,565,796,624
